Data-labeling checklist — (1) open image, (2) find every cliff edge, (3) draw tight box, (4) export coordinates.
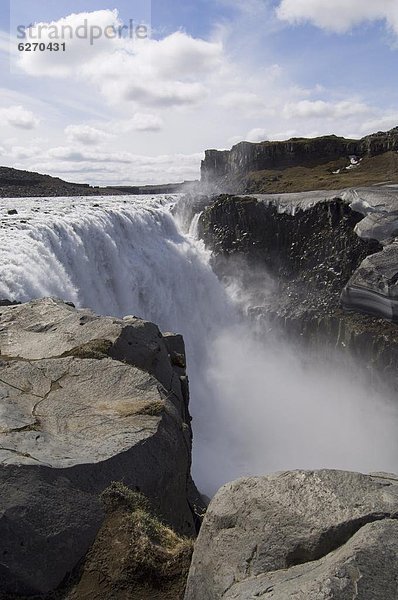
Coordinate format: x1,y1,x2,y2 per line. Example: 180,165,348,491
201,127,398,193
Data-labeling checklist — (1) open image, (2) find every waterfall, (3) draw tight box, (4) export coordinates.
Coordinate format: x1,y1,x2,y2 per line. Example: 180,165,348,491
1,194,397,494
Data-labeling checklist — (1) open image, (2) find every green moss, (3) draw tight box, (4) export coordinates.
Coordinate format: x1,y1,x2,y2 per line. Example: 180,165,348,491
170,352,186,369
131,508,176,548
62,338,112,360
100,482,194,580
101,481,151,513
117,400,166,418
137,400,165,416
128,503,194,581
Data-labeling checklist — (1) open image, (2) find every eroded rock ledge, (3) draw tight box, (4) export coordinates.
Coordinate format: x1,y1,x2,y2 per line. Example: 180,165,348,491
185,470,398,600
0,298,199,596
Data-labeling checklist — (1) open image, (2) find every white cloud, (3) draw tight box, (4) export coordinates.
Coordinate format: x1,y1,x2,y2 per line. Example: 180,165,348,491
17,148,204,185
228,128,298,147
48,146,132,163
9,145,42,159
276,0,398,34
18,10,123,77
246,128,269,142
219,91,268,112
147,32,222,78
17,11,223,109
65,124,113,145
217,66,284,117
359,114,398,134
0,31,13,56
126,113,163,132
0,105,40,129
282,100,373,120
268,129,298,141
244,129,298,143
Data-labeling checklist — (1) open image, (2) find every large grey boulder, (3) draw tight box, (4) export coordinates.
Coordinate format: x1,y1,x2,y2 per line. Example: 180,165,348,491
340,187,398,322
343,186,398,244
0,298,196,596
341,243,398,321
185,470,398,600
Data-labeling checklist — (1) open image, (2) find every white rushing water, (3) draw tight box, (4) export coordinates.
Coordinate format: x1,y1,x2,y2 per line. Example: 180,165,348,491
1,194,398,494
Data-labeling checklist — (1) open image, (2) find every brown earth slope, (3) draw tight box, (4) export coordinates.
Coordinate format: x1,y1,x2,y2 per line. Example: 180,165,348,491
244,151,398,193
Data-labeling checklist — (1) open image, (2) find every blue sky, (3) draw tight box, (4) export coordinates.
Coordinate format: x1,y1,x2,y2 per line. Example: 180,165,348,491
0,0,398,184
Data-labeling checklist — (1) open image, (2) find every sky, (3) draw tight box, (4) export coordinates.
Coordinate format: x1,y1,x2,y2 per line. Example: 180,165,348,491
0,0,398,185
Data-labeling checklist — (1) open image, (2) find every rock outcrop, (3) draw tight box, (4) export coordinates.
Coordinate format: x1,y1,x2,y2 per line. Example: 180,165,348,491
201,128,398,193
198,191,381,322
185,470,398,599
341,244,398,321
338,186,398,323
198,192,380,292
198,188,398,382
0,298,198,596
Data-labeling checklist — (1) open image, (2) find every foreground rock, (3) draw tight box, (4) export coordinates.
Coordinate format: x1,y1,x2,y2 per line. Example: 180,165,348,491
185,470,398,599
0,298,198,596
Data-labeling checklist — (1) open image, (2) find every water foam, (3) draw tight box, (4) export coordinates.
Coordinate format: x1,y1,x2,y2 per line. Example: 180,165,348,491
1,194,397,494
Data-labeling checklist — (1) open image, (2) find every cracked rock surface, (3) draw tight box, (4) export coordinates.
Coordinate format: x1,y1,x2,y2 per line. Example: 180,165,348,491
184,470,398,599
0,298,196,596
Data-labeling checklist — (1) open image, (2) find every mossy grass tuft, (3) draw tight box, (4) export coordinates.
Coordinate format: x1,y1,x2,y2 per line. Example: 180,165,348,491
62,338,113,360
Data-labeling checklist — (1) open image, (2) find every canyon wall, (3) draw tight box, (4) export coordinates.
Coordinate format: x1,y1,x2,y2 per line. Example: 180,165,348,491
198,191,398,381
201,127,398,193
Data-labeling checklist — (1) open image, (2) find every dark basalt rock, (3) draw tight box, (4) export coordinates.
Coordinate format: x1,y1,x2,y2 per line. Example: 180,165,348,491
199,194,380,300
0,299,21,307
198,191,398,384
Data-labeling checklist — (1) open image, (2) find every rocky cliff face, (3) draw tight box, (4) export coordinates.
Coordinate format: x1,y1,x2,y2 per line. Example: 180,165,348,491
201,128,398,193
199,193,380,287
0,298,200,597
185,470,398,600
198,189,398,383
202,136,360,178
